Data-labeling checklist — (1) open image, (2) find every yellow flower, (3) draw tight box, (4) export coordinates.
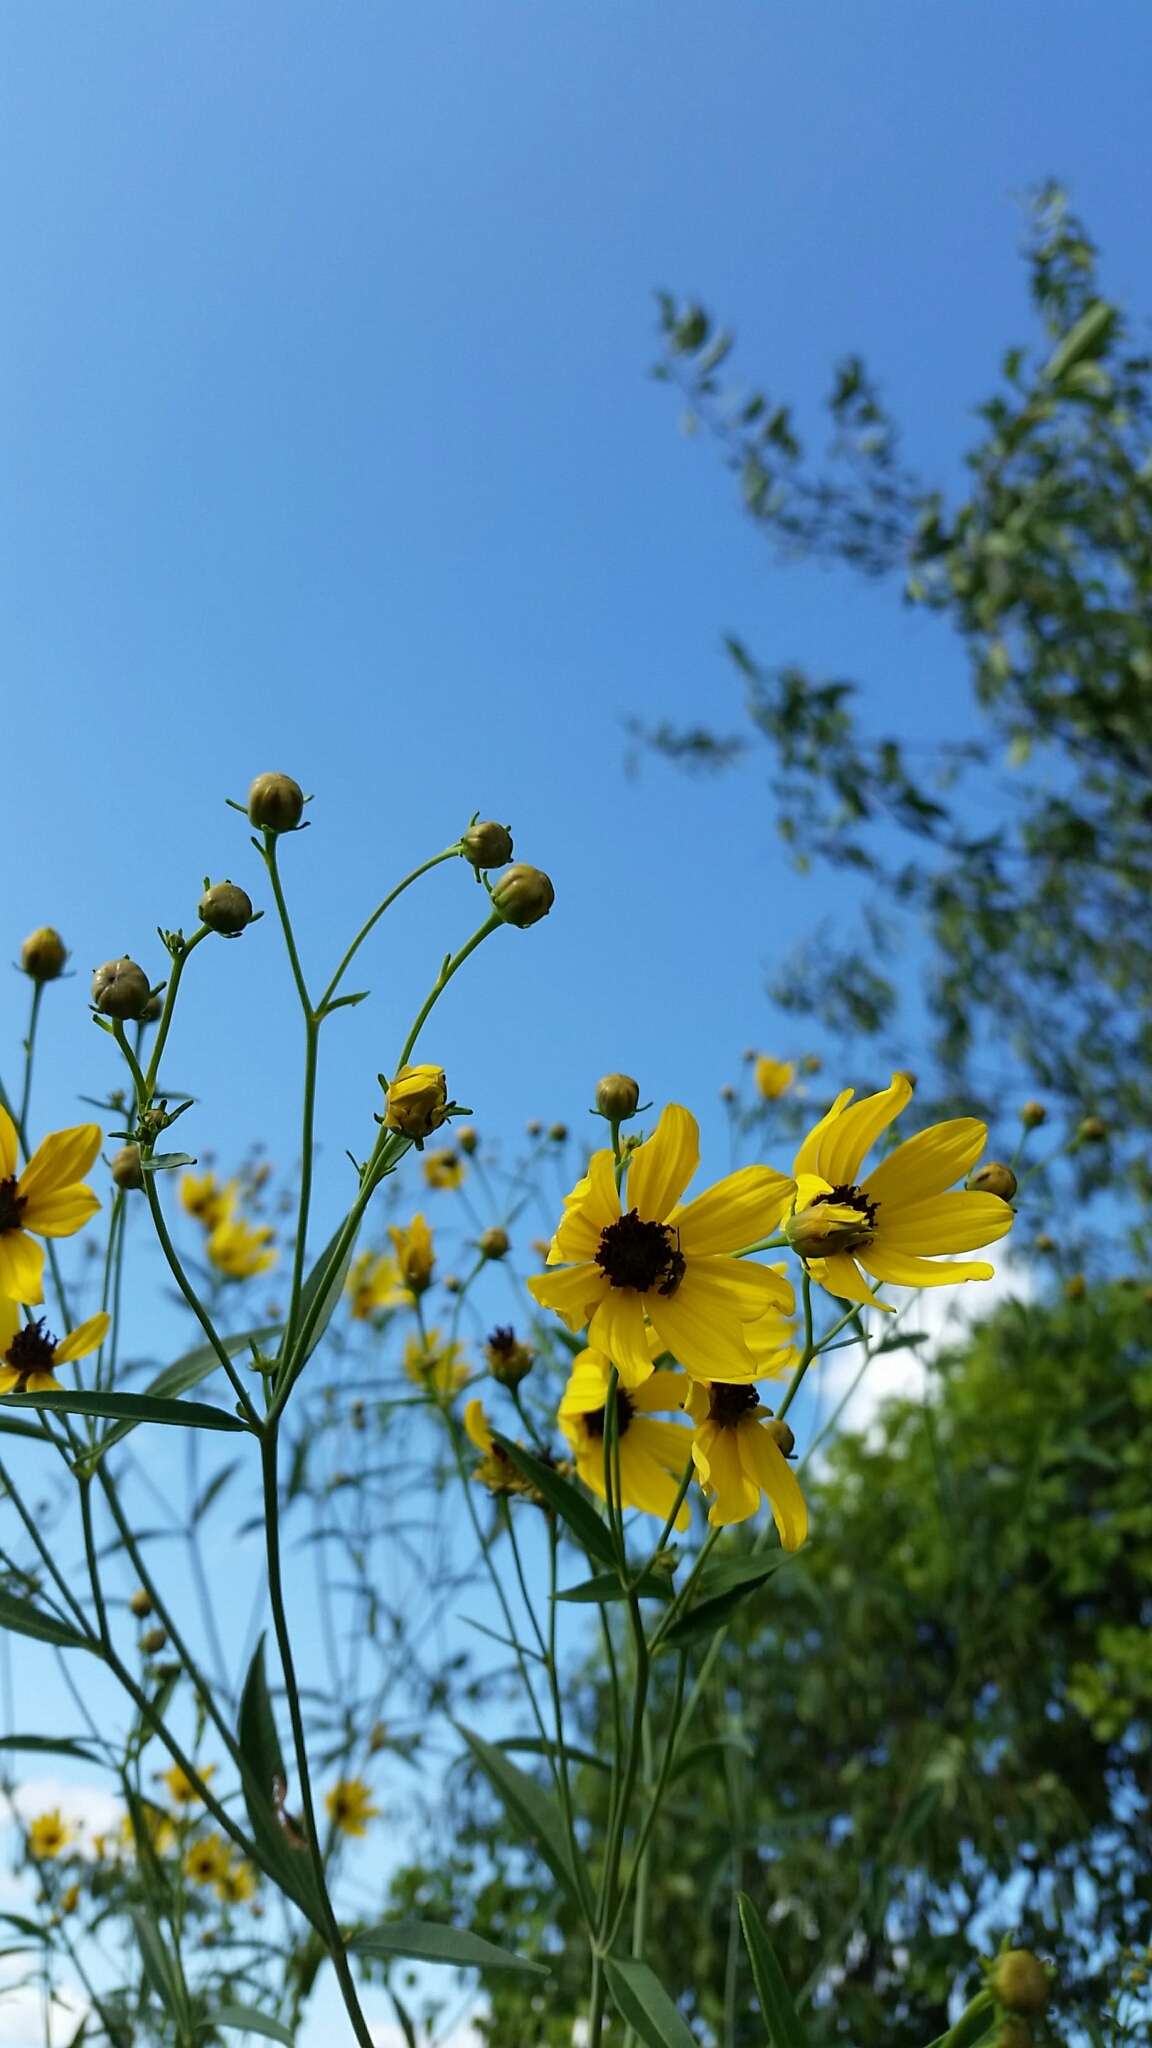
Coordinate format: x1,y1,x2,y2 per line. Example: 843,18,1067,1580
206,1213,276,1281
215,1858,257,1904
685,1381,807,1548
120,1805,176,1856
179,1170,236,1231
743,1287,800,1381
558,1347,692,1527
384,1064,449,1142
0,1109,101,1304
59,1882,81,1915
28,1810,72,1860
528,1105,795,1386
463,1397,538,1498
388,1213,435,1295
423,1147,465,1191
786,1074,1015,1310
163,1761,216,1808
184,1833,231,1887
325,1777,378,1837
755,1056,795,1101
346,1249,410,1320
0,1302,110,1395
404,1327,468,1397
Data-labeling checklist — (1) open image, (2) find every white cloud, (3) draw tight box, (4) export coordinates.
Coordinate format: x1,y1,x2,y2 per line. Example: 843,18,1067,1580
0,1979,88,2045
4,1775,122,1848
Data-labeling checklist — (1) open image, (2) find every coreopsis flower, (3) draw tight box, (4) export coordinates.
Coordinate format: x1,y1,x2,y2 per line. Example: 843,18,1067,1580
184,1833,231,1887
216,1858,257,1904
325,1777,378,1837
346,1250,409,1320
383,1064,449,1142
423,1147,465,1191
121,1805,175,1856
754,1056,795,1101
743,1289,800,1380
528,1105,794,1386
388,1213,435,1295
685,1381,807,1548
58,1882,81,1915
464,1398,538,1499
206,1213,276,1281
558,1347,692,1526
403,1328,468,1397
163,1762,216,1808
28,1811,72,1860
0,1108,101,1304
180,1170,235,1231
0,1302,110,1395
785,1074,1015,1309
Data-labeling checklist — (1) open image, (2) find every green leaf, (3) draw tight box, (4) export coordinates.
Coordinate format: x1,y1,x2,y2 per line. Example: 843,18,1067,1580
497,1736,610,1774
922,1993,996,2048
140,1152,197,1173
1043,299,1116,381
293,1219,359,1366
603,1957,698,2047
0,1734,106,1763
737,1893,809,2048
556,1571,673,1605
129,1906,190,2025
234,1638,326,1931
489,1434,617,1567
2,1390,250,1433
352,1919,547,1975
95,1325,280,1454
197,2007,294,2044
456,1725,583,1907
657,1556,787,1650
0,1414,55,1443
238,1635,286,1805
0,1590,91,1653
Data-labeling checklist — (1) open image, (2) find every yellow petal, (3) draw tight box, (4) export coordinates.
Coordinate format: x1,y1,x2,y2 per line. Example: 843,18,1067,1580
625,1105,699,1225
587,1289,656,1389
558,1348,615,1417
0,1106,16,1179
857,1245,996,1289
619,1436,690,1527
0,1230,45,1305
0,1367,18,1393
0,1298,19,1352
807,1252,894,1311
672,1165,795,1254
694,1423,759,1526
20,1186,100,1239
865,1118,988,1207
630,1368,689,1415
24,1370,62,1394
647,1289,758,1384
527,1262,605,1331
55,1312,111,1364
743,1422,808,1551
875,1191,1014,1255
19,1126,101,1205
809,1074,914,1188
792,1089,855,1180
631,1415,693,1471
685,1255,793,1321
464,1398,493,1452
550,1150,619,1263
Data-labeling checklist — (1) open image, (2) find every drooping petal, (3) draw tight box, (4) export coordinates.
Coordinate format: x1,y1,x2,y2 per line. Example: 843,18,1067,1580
527,1262,605,1331
626,1105,700,1224
672,1165,795,1254
24,1370,62,1394
549,1150,619,1263
631,1415,693,1470
875,1190,1015,1255
693,1423,760,1525
558,1348,615,1416
464,1398,493,1452
857,1245,996,1289
804,1074,914,1189
0,1298,19,1351
20,1186,100,1239
684,1255,794,1321
806,1252,894,1311
18,1126,101,1205
587,1288,655,1389
647,1289,758,1384
865,1118,988,1207
0,1231,45,1305
0,1106,16,1179
619,1435,691,1527
792,1090,855,1180
742,1422,808,1551
0,1367,18,1393
55,1313,111,1364
630,1369,690,1415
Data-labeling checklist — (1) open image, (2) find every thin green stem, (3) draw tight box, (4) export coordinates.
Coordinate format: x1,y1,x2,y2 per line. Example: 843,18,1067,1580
393,910,502,1072
264,835,320,1363
317,846,463,1011
603,1650,688,1953
18,980,43,1137
142,927,210,1097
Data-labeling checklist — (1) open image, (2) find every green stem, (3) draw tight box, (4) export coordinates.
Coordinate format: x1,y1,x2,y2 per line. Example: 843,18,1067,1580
18,981,43,1137
317,846,463,1011
393,910,502,1072
264,834,320,1365
142,927,210,1097
603,1651,687,1953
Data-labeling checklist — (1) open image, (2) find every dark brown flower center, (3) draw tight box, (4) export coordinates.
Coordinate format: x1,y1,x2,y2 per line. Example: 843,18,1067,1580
486,1325,517,1359
5,1317,57,1372
0,1177,26,1233
595,1210,686,1296
810,1183,878,1228
708,1383,761,1428
796,1182,879,1255
583,1388,635,1441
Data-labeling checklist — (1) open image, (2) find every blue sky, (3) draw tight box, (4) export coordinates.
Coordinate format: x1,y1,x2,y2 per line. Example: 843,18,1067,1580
2,2,1150,2038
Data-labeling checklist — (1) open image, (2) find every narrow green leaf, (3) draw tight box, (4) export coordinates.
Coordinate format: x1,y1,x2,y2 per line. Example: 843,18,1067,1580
234,1638,325,1931
1043,299,1116,381
556,1571,673,1605
497,1736,609,1774
923,1992,996,2048
456,1725,582,1906
352,1919,547,1975
197,2006,294,2044
0,1591,91,1653
140,1152,197,1173
238,1636,286,1803
0,1734,106,1763
2,1390,250,1433
737,1893,809,2048
603,1957,697,2048
293,1218,359,1366
658,1556,787,1651
129,1907,189,2025
490,1434,616,1567
95,1325,280,1454
0,1414,55,1442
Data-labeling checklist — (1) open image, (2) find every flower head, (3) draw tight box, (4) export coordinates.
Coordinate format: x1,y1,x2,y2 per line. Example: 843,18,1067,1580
528,1106,794,1386
404,1328,468,1397
184,1833,231,1887
384,1065,449,1143
180,1170,235,1232
216,1857,257,1904
206,1213,276,1281
423,1147,464,1191
346,1250,410,1320
325,1777,378,1837
558,1347,692,1527
0,1302,110,1395
28,1810,72,1860
0,1109,101,1305
464,1397,540,1499
754,1056,795,1102
786,1074,1015,1309
685,1381,807,1548
388,1214,435,1295
163,1761,216,1808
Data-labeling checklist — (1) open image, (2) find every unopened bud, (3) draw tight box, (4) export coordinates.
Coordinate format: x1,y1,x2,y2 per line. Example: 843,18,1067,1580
486,1326,533,1388
966,1161,1018,1201
764,1418,795,1456
1064,1273,1086,1301
989,1950,1051,2017
1078,1116,1107,1143
478,1227,509,1262
139,1626,168,1655
141,992,164,1023
595,1073,640,1120
92,957,152,1020
198,880,254,936
548,1123,568,1143
247,772,305,833
128,1588,153,1618
461,820,514,869
1033,1232,1056,1253
457,1126,479,1155
368,1721,388,1754
720,1084,736,1102
384,1064,449,1141
21,927,68,982
443,1273,462,1294
786,1202,872,1259
111,1145,145,1192
1020,1100,1047,1129
491,863,555,929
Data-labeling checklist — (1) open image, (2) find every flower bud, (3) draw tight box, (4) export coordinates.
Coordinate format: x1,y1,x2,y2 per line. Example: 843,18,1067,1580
141,992,164,1023
247,772,305,832
966,1161,1018,1201
595,1073,641,1121
461,820,514,869
1078,1116,1107,1143
486,1326,534,1388
526,1119,542,1137
1033,1232,1056,1253
989,1950,1051,2017
384,1064,449,1141
1064,1273,1087,1301
128,1588,153,1618
139,1626,168,1655
1020,1100,1047,1129
720,1084,736,1102
457,1126,479,1156
199,880,254,936
111,1145,145,1192
548,1123,568,1143
368,1721,388,1754
92,957,152,1020
21,927,67,982
764,1418,795,1456
443,1273,462,1293
478,1227,509,1262
786,1202,873,1259
491,863,555,929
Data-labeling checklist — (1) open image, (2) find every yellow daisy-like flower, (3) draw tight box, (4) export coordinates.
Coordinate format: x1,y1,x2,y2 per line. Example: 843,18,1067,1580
528,1105,795,1386
404,1327,469,1397
0,1302,110,1395
755,1056,795,1102
786,1074,1015,1310
28,1810,72,1860
184,1833,231,1887
463,1397,539,1499
325,1777,378,1838
215,1857,257,1904
346,1250,410,1320
685,1381,807,1548
163,1761,216,1808
206,1213,276,1281
423,1147,465,1191
388,1213,435,1295
59,1882,81,1915
558,1347,692,1528
179,1170,236,1232
120,1805,176,1856
0,1108,101,1305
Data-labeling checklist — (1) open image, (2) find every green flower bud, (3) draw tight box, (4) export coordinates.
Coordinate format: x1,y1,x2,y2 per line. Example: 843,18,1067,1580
457,1126,479,1156
92,957,152,1020
21,927,68,982
966,1161,1018,1201
140,992,164,1023
548,1123,568,1142
491,863,555,929
595,1073,641,1120
139,1626,168,1656
1078,1115,1107,1143
989,1950,1051,2016
111,1145,145,1191
461,820,514,869
1019,1100,1047,1129
198,880,255,936
486,1326,534,1388
128,1588,153,1618
477,1226,509,1262
764,1418,795,1456
247,772,305,832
